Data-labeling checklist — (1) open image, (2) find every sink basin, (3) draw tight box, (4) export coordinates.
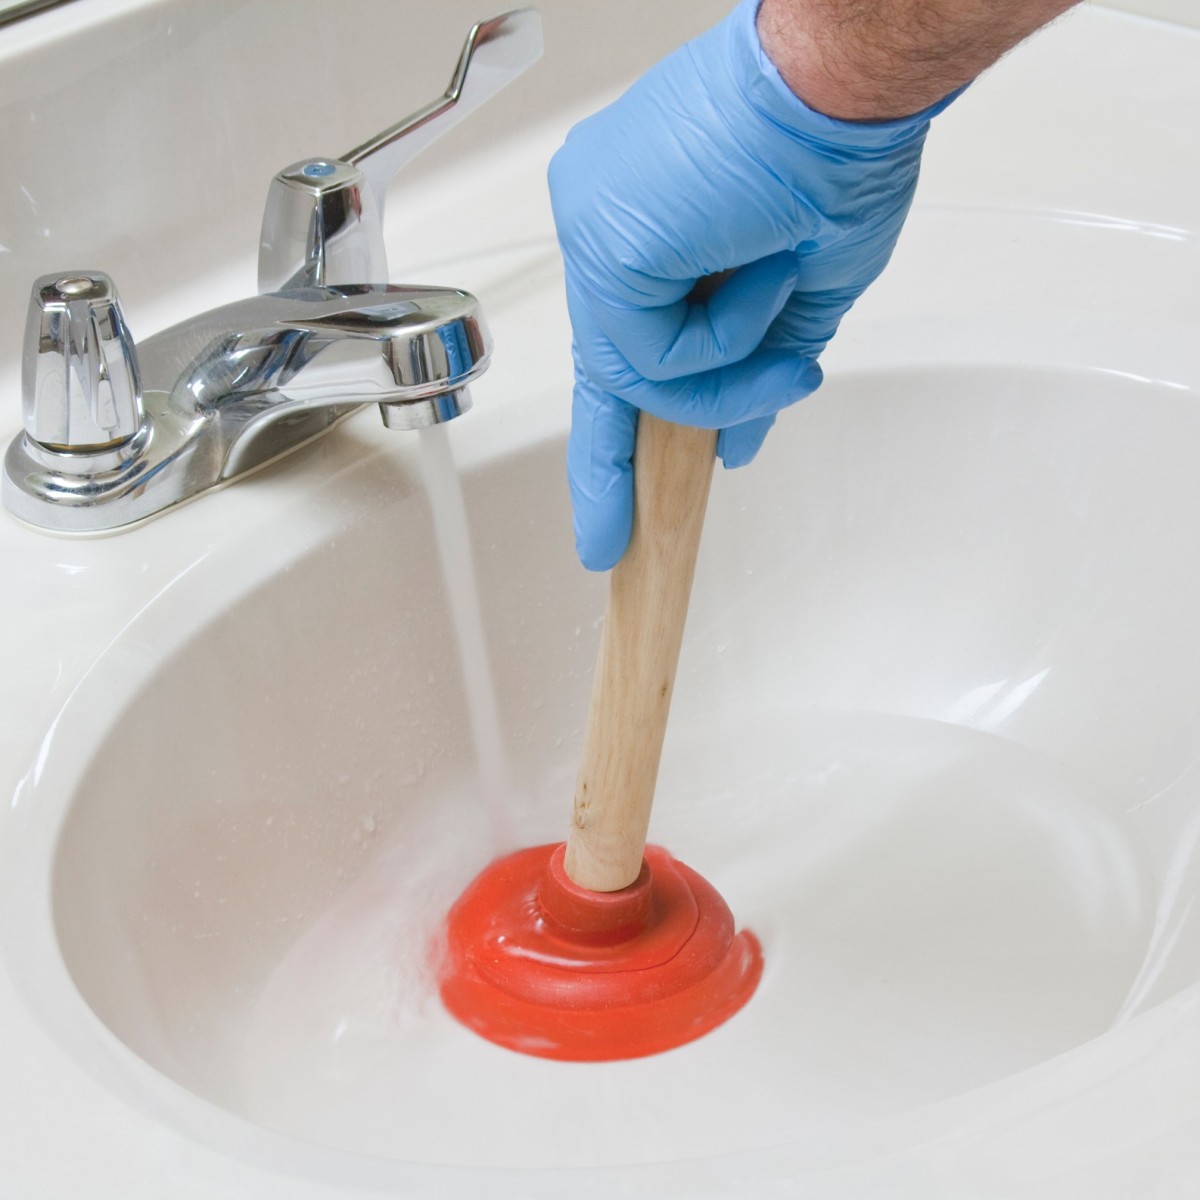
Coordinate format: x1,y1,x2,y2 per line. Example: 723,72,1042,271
30,210,1200,1193
2,3,1200,1198
49,351,1195,1172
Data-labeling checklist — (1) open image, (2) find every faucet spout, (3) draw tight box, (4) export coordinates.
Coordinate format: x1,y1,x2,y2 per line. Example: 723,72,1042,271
143,283,488,476
146,283,487,456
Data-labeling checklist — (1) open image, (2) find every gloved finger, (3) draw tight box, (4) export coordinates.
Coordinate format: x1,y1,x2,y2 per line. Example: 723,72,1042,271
566,271,823,426
567,364,639,572
617,349,823,429
717,414,776,468
761,282,867,357
579,251,801,382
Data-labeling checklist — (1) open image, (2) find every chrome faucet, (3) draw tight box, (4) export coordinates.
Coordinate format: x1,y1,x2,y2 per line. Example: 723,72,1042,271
2,10,542,535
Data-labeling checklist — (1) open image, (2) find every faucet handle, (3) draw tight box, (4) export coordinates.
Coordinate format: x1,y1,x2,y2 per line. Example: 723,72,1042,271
257,8,542,293
342,8,543,209
22,271,144,452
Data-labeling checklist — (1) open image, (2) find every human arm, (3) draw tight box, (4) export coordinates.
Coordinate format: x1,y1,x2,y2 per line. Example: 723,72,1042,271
550,0,1080,570
759,0,1080,120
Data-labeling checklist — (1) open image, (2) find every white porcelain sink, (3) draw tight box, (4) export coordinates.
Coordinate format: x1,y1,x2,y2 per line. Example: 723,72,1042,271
44,349,1195,1165
2,4,1199,1198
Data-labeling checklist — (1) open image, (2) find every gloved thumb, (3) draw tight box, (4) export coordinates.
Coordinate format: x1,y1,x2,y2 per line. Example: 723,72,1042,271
567,368,639,571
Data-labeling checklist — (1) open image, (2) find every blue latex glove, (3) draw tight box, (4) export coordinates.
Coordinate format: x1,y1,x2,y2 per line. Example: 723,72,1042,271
548,0,960,570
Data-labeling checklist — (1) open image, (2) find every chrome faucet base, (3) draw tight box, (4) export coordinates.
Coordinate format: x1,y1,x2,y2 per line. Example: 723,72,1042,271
2,394,355,536
3,283,489,535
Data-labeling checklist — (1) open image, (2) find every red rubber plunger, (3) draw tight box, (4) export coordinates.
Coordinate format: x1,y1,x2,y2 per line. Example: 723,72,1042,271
440,842,762,1060
438,413,764,1060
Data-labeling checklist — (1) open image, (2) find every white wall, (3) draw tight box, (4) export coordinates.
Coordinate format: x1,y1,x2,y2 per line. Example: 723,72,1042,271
1093,0,1200,29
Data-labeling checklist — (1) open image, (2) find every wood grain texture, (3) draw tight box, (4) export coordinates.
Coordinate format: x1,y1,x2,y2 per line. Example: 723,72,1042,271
564,413,718,891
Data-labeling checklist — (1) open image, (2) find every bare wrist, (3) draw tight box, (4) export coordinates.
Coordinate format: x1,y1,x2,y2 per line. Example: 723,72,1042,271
756,0,1079,123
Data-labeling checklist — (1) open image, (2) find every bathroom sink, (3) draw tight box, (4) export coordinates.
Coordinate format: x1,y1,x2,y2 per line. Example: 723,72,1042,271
2,4,1199,1199
10,197,1196,1193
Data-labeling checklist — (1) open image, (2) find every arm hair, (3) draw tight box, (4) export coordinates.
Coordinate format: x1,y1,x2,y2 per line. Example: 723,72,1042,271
758,0,1081,120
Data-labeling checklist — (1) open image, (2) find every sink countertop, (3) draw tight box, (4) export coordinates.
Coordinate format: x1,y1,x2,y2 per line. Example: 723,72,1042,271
0,7,1198,1198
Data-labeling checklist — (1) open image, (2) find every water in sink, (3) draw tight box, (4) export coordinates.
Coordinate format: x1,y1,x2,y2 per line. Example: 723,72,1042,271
239,708,1148,1168
233,380,1155,1167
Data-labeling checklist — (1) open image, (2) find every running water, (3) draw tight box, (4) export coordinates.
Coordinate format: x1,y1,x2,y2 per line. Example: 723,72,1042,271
417,422,515,848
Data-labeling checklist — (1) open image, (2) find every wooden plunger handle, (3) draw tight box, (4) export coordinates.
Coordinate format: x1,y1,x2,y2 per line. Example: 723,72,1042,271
564,413,718,892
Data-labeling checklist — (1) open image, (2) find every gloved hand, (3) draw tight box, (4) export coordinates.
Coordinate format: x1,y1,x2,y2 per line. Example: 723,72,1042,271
548,0,959,570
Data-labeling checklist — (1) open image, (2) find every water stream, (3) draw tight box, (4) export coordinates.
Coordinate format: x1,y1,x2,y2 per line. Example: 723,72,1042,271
417,423,515,849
